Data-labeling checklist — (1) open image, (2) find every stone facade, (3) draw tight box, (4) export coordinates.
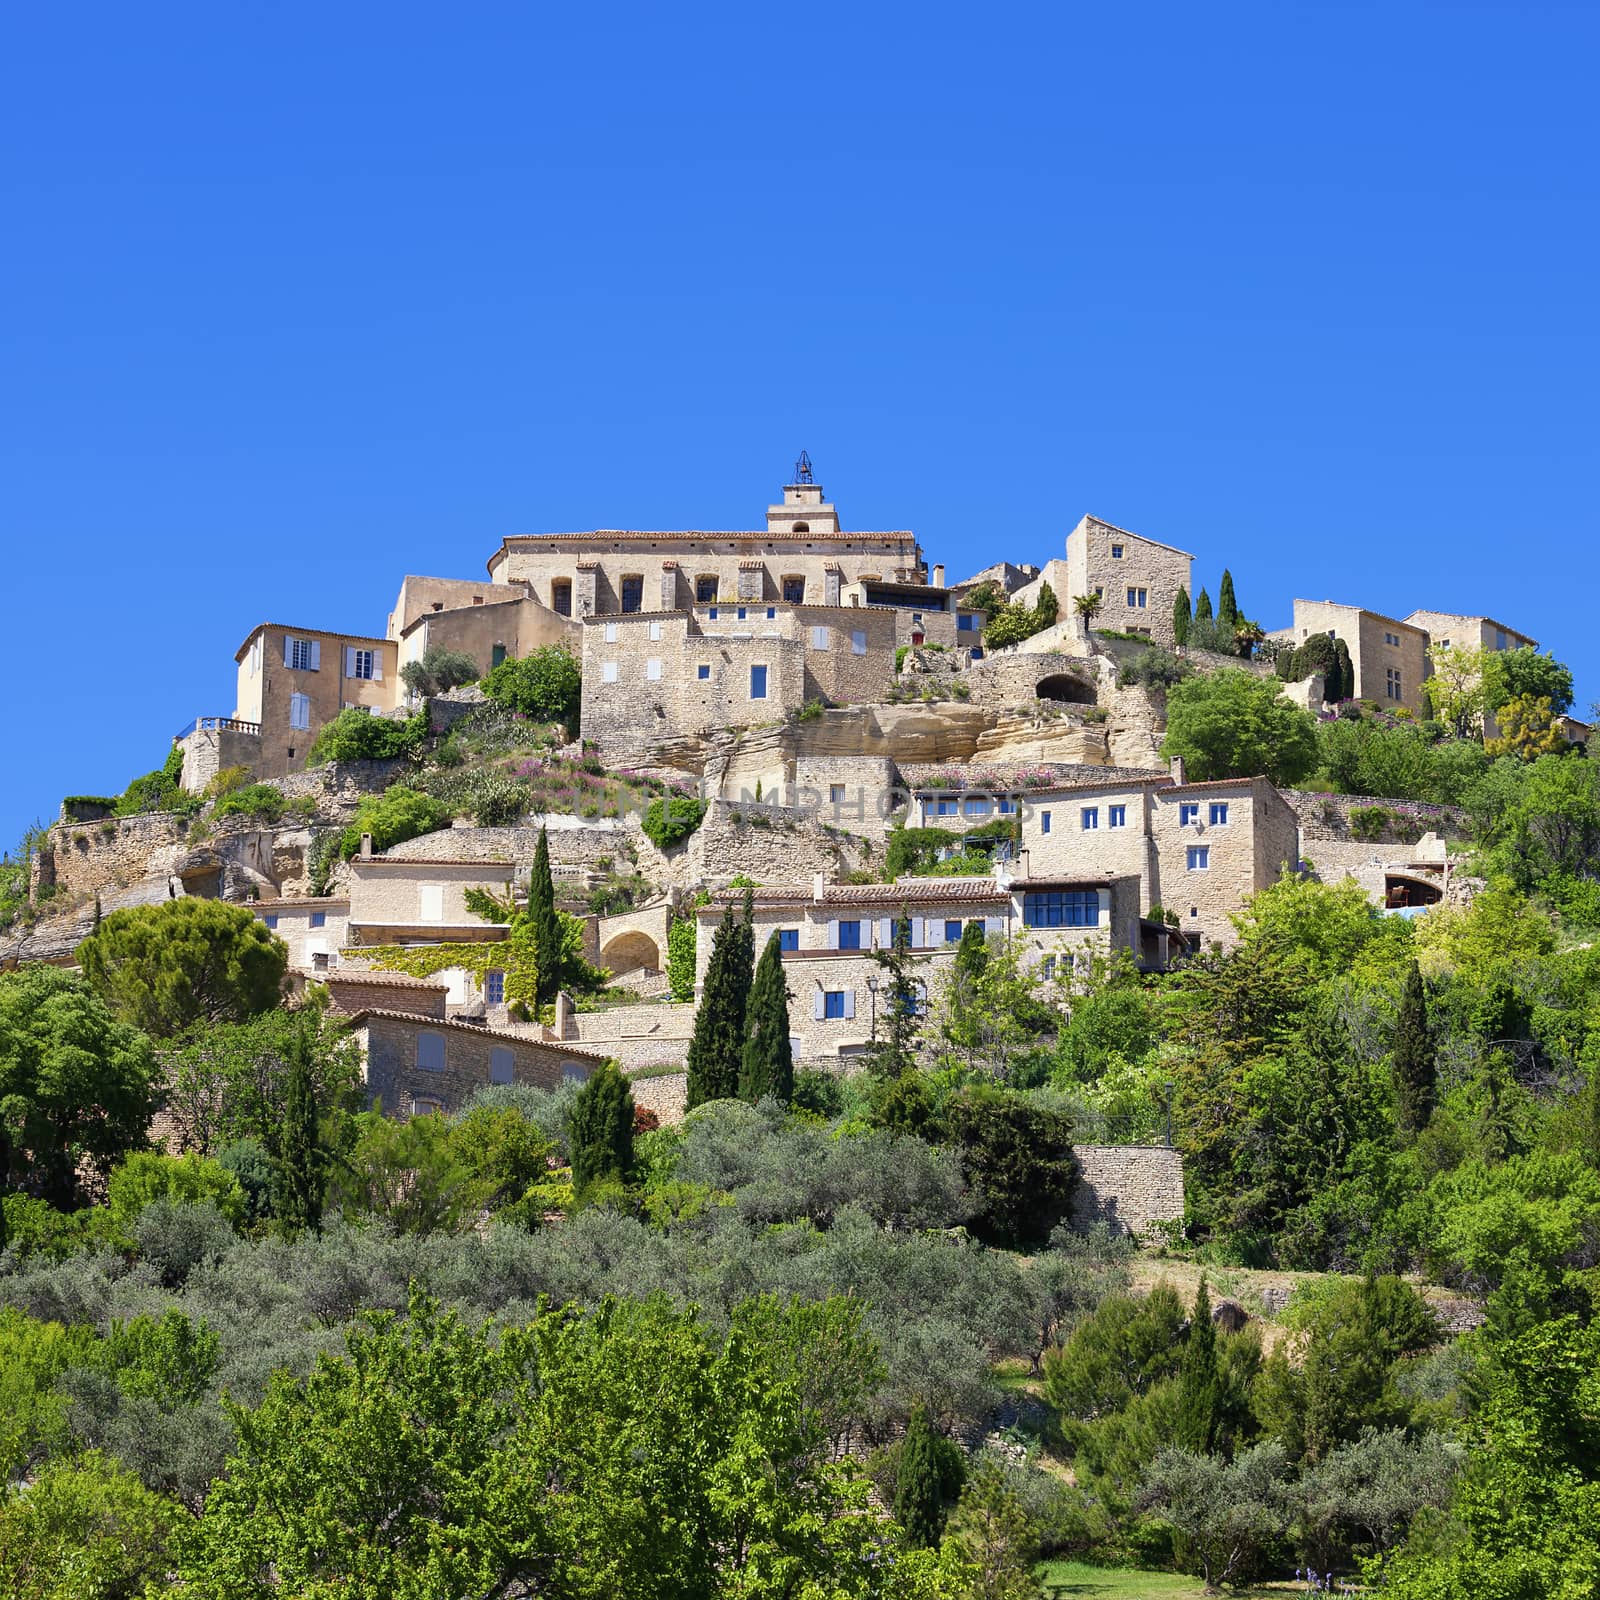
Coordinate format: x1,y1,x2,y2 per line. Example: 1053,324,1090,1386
345,855,514,943
250,897,349,971
1064,516,1194,646
173,719,266,794
321,970,448,1018
351,1009,603,1118
1273,600,1429,714
392,586,579,686
1404,609,1539,739
1070,1145,1185,1238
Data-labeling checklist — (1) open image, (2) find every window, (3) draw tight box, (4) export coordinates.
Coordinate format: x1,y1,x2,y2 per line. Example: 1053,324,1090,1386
998,797,1015,814
1495,628,1507,651
957,612,977,633
749,664,768,699
935,798,958,816
604,622,618,643
830,783,847,804
601,662,619,684
347,648,376,680
1179,803,1200,826
417,1032,446,1071
708,606,719,620
310,911,326,929
1126,587,1148,609
1190,906,1199,918
778,928,799,952
648,621,661,640
312,951,331,971
823,990,847,1019
1081,807,1099,830
1041,955,1057,979
1209,803,1229,826
783,577,805,603
945,919,963,944
288,636,318,671
811,626,830,650
1111,543,1124,558
696,576,717,602
766,607,776,619
490,1046,513,1084
491,644,506,668
1023,890,1099,927
552,579,572,616
289,693,311,731
1041,810,1052,834
851,629,867,655
1187,846,1210,871
912,613,923,625
484,970,505,1005
263,914,279,929
697,663,711,680
1438,637,1451,649
737,606,748,621
1384,631,1401,647
1108,804,1126,828
1386,668,1402,701
838,920,862,950
419,885,444,923
620,576,643,613
249,636,263,673
646,658,662,681
964,797,992,818
411,1095,443,1116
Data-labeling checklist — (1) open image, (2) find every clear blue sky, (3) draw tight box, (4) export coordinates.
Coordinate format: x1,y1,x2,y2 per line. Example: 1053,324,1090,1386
3,2,1595,847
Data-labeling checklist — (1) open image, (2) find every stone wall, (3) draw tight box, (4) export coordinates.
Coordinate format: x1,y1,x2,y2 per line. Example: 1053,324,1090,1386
176,723,264,794
683,801,873,887
33,812,192,902
1280,789,1468,845
1070,1145,1185,1237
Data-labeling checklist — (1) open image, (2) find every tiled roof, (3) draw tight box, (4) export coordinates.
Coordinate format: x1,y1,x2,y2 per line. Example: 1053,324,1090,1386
494,529,916,545
1292,598,1426,635
248,898,350,910
706,877,1009,909
323,971,448,991
1162,776,1273,796
1025,775,1177,800
899,762,1158,791
360,857,515,868
1014,874,1119,889
233,623,391,662
345,1008,610,1056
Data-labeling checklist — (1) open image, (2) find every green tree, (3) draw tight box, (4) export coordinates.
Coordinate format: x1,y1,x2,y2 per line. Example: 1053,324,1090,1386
336,784,451,860
1194,587,1213,621
106,1149,245,1230
665,913,697,1001
399,645,480,701
1139,1442,1293,1593
1035,580,1059,626
77,899,286,1039
1175,1279,1220,1453
569,1059,634,1198
641,795,707,850
1393,960,1435,1137
944,1456,1039,1600
895,1403,964,1548
1333,637,1355,703
1172,585,1192,646
307,707,427,765
1161,669,1319,785
478,643,582,730
865,914,924,1081
274,1014,326,1233
740,932,794,1103
529,826,563,1007
1422,642,1489,739
941,1087,1077,1248
1074,591,1105,629
686,906,749,1108
1485,694,1568,760
1217,569,1239,632
1482,644,1575,718
0,968,158,1207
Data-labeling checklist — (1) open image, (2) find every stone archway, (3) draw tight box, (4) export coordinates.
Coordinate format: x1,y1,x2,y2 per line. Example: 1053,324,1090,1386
1385,873,1443,909
599,929,662,975
1035,672,1098,705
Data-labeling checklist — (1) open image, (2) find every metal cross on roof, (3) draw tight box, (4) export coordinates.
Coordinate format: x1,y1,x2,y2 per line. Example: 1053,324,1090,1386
793,449,814,484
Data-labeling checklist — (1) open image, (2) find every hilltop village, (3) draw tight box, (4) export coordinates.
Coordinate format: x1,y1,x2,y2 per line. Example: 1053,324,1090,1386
3,460,1579,1133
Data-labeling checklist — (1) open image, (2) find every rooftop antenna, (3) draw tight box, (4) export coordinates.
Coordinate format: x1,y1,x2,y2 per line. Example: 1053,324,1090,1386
793,449,814,485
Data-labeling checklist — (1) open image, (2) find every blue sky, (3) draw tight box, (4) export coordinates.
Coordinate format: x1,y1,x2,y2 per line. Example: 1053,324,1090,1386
2,2,1595,847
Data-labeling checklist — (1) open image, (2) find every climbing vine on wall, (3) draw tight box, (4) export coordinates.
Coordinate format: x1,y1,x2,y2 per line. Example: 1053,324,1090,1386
344,922,540,1008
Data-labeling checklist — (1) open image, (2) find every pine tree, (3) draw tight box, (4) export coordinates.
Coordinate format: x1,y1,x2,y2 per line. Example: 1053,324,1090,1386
530,827,563,1007
275,1014,324,1234
1194,588,1213,622
1172,585,1192,647
569,1059,635,1197
1217,570,1239,631
1393,960,1436,1137
686,906,749,1107
896,1403,952,1548
1174,1278,1219,1453
740,932,794,1103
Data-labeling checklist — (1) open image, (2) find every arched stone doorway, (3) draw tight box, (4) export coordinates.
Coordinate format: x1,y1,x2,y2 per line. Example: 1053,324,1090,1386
1035,672,1098,705
599,930,662,975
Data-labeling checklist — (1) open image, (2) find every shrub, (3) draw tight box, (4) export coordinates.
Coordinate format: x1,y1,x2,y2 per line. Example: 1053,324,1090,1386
307,708,426,766
642,795,707,851
479,644,582,730
214,783,287,823
337,785,451,860
1117,647,1192,691
107,1150,247,1230
1349,804,1391,842
400,646,480,700
113,746,195,819
464,771,528,827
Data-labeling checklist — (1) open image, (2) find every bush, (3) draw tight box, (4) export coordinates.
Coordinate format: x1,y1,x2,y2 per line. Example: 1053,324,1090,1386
337,785,451,860
1117,648,1192,691
464,770,527,827
400,646,480,700
642,796,707,851
213,783,287,823
107,1151,246,1230
307,708,426,766
940,1087,1078,1248
1161,669,1319,785
113,746,196,819
479,644,582,730
1349,805,1391,842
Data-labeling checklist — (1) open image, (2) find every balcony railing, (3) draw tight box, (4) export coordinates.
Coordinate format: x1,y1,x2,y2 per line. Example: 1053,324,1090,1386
174,716,262,739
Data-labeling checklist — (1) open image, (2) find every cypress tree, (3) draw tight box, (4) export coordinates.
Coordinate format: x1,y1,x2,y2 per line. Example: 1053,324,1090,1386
1194,588,1213,622
569,1058,635,1197
1393,960,1435,1137
1174,1278,1219,1453
1333,638,1355,703
895,1403,959,1548
686,906,748,1107
275,1015,324,1234
1172,585,1191,647
530,827,563,1006
955,919,989,982
1035,581,1058,627
1217,570,1239,631
740,932,795,1103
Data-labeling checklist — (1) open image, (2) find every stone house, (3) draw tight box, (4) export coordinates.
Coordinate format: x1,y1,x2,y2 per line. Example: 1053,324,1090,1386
345,852,513,945
386,574,579,688
347,1008,603,1119
231,624,400,779
579,602,898,756
249,897,349,974
1271,600,1430,714
1063,516,1195,645
320,969,448,1018
1404,609,1539,738
1017,772,1300,948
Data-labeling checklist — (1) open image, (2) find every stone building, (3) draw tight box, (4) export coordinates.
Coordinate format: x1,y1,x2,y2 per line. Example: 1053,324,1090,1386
386,574,579,686
344,850,513,946
1271,600,1430,714
1017,771,1300,948
1062,515,1195,645
579,602,899,756
1404,609,1539,738
348,1008,603,1119
230,624,400,779
249,897,349,973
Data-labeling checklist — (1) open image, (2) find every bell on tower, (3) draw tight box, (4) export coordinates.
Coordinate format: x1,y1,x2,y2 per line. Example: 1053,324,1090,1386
769,451,839,534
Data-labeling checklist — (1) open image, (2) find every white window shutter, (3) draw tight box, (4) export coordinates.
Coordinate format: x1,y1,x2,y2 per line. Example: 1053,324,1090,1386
843,991,856,1020
985,916,1004,936
283,636,293,667
373,657,382,681
827,920,839,950
878,917,892,948
310,640,321,670
812,990,825,1021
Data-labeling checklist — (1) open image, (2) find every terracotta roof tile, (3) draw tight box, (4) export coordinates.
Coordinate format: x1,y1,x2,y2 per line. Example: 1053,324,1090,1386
345,1008,610,1055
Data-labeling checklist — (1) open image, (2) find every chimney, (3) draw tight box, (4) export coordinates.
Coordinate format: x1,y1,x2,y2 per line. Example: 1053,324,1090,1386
932,563,945,587
813,872,825,903
359,832,373,859
1169,756,1186,785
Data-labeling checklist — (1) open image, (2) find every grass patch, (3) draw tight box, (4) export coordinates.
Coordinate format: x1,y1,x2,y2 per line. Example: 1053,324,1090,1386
1037,1561,1298,1598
